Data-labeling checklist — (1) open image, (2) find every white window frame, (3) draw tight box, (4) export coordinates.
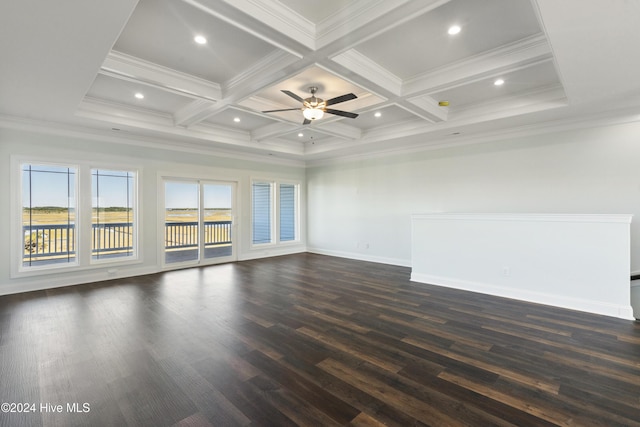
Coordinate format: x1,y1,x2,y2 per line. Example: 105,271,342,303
10,156,141,278
250,178,301,248
157,172,239,270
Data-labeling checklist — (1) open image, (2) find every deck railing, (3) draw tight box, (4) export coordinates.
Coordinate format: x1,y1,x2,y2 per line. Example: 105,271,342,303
23,221,232,262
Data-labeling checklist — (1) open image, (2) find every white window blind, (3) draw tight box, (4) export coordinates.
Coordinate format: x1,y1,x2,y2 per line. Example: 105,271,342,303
279,184,296,242
252,182,272,244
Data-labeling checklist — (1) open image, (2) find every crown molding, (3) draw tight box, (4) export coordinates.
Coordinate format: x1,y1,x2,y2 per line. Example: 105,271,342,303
102,51,222,100
304,105,640,168
5,101,640,171
0,114,306,168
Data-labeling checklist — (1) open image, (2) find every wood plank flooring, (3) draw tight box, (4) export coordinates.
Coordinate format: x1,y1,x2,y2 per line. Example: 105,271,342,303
1,253,639,426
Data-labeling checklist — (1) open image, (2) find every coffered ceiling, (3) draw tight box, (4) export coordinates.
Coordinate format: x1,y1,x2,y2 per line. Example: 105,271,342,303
2,0,640,165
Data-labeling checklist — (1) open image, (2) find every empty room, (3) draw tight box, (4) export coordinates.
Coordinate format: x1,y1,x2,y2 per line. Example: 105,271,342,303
1,0,640,426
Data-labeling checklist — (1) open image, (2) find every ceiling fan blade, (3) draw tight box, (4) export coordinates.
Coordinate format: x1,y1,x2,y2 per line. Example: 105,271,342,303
281,90,304,103
262,108,300,113
302,118,311,125
325,93,357,106
324,108,358,119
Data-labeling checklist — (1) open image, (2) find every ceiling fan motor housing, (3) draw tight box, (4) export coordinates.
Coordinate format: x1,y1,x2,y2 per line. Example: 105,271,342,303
304,86,326,112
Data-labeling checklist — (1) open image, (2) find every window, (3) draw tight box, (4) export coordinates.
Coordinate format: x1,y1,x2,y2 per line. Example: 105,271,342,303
17,160,138,274
279,183,297,242
92,169,136,261
252,182,273,244
251,180,299,245
22,164,77,268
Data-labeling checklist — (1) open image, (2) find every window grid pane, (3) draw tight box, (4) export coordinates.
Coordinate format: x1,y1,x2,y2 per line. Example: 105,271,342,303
92,169,135,260
22,164,77,267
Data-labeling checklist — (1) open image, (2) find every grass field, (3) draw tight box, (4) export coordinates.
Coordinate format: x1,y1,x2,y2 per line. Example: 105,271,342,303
22,208,232,261
23,208,232,224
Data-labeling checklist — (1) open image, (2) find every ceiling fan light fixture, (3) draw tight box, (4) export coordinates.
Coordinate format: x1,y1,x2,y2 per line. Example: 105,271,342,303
303,107,324,120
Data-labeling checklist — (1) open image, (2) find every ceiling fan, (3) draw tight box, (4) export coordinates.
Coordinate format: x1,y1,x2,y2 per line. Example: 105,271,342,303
262,86,359,125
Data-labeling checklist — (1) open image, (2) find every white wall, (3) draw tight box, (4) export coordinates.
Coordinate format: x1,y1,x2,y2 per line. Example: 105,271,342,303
0,127,306,294
411,213,633,319
307,121,640,275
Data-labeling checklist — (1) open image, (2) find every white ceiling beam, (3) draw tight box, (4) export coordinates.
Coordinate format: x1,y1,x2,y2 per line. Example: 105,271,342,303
178,0,452,131
173,99,218,127
215,0,316,49
403,34,552,96
316,0,413,48
331,50,402,96
224,51,301,95
311,121,362,141
450,85,567,122
402,96,448,122
102,51,222,100
78,97,186,129
182,0,307,57
251,122,298,141
317,0,453,52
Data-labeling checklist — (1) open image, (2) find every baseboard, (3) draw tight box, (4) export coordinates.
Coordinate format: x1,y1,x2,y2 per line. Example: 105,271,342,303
238,246,307,261
411,272,635,320
0,265,159,297
307,247,411,267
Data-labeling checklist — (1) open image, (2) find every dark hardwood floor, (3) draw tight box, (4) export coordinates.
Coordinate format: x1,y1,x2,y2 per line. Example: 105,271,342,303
1,253,639,427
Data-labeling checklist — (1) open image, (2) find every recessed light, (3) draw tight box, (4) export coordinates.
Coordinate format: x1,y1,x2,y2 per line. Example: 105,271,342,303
233,117,240,123
494,78,505,86
134,93,144,99
298,133,304,137
448,25,461,35
374,112,382,118
194,35,207,45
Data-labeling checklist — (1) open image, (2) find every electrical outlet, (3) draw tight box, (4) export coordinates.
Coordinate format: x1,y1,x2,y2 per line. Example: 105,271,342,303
503,267,510,277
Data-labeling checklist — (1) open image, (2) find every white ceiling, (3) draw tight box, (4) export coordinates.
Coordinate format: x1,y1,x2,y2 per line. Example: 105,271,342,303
2,0,640,165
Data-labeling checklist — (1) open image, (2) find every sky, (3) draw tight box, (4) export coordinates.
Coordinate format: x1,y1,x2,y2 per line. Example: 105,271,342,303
23,165,232,209
165,181,232,209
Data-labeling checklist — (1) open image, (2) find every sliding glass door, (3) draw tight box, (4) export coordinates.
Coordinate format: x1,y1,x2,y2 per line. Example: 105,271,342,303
163,179,235,266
